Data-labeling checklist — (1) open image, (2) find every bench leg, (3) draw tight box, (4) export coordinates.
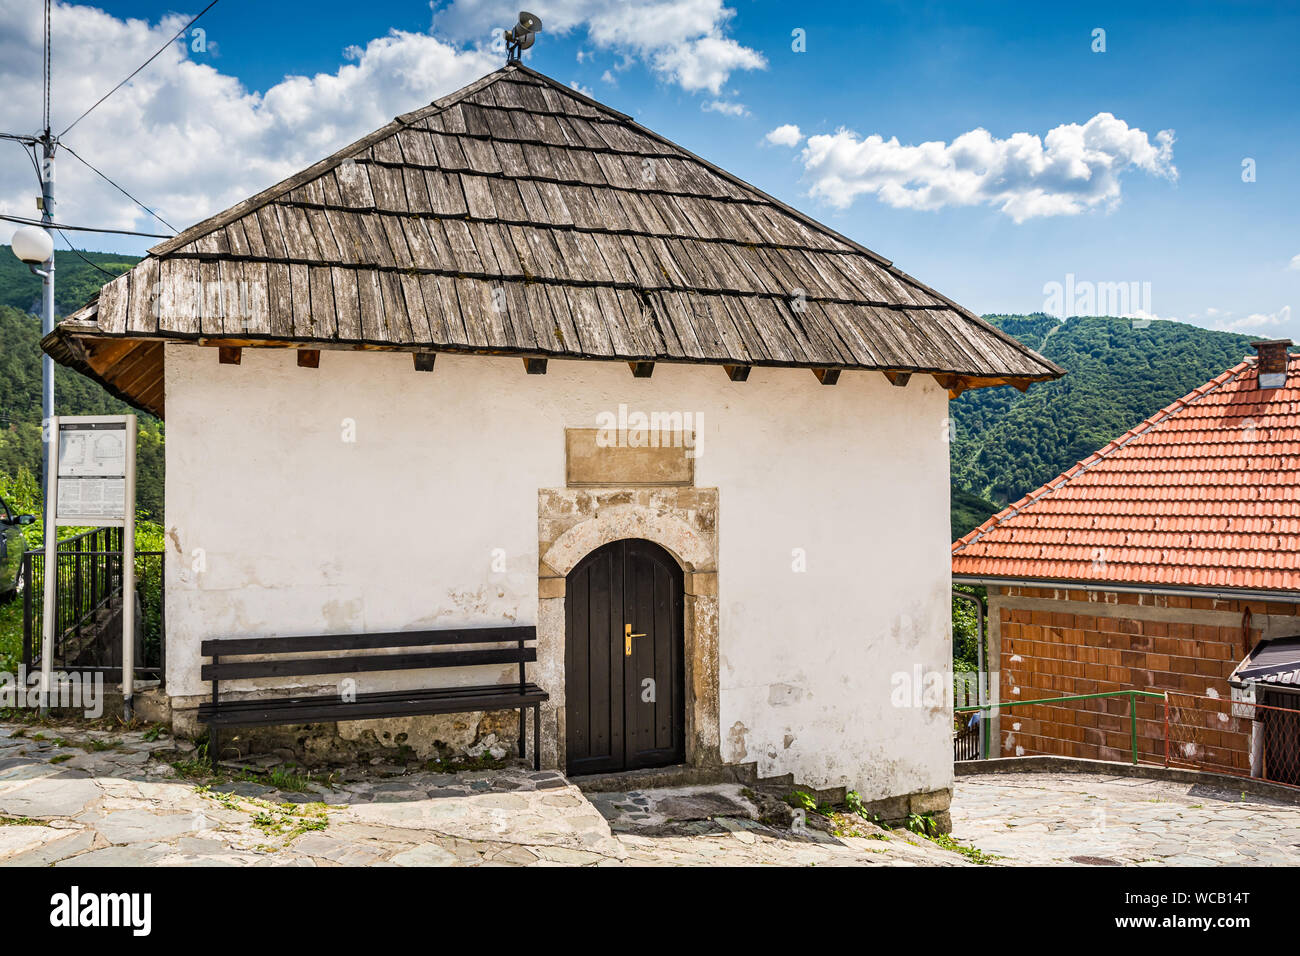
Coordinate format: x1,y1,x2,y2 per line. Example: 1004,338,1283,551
533,704,540,772
518,708,526,760
210,728,219,772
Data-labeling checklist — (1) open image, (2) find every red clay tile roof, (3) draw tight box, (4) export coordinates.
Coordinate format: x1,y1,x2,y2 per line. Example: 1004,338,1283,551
952,354,1300,593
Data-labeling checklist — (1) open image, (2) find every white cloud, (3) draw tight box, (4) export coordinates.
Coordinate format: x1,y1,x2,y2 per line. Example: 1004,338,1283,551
765,124,803,147
794,112,1177,222
432,0,766,94
1206,305,1293,334
702,99,747,117
650,32,765,94
1288,253,1300,271
569,80,594,97
0,1,496,247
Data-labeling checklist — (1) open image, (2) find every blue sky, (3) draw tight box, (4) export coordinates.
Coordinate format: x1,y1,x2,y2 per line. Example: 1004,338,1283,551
3,0,1296,335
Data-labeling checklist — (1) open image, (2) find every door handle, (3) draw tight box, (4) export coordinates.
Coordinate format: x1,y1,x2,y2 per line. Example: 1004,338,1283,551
624,623,646,656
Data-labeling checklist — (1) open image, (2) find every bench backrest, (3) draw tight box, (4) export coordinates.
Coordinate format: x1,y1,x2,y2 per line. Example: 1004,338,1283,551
200,626,537,684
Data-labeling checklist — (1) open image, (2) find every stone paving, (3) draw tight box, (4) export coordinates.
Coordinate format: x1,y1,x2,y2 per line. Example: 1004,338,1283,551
952,771,1300,866
2,722,1295,866
0,723,964,866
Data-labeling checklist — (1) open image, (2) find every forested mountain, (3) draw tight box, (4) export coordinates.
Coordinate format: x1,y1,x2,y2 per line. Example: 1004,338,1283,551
949,313,1261,537
0,245,139,317
0,245,161,520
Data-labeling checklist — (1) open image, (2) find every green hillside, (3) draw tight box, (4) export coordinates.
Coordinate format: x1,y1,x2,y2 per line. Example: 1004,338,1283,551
0,244,139,317
949,313,1259,537
951,486,1002,540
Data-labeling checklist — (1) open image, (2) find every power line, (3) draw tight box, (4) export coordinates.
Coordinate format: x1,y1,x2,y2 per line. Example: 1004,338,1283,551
60,142,178,233
58,0,221,139
0,212,171,239
55,228,123,279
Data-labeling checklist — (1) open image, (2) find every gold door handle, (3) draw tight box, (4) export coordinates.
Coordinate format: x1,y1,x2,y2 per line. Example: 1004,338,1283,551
625,623,646,656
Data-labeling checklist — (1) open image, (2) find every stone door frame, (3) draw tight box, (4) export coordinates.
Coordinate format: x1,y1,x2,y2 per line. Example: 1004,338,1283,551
536,488,720,773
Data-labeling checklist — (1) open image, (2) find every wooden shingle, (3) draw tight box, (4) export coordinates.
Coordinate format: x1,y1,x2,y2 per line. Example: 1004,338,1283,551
46,62,1062,416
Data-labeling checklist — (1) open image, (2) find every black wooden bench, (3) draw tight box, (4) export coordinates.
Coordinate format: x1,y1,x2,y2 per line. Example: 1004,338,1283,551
197,626,547,770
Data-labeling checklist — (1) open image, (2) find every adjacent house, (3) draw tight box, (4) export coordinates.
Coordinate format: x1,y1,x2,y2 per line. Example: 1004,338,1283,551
43,64,1059,816
952,340,1300,783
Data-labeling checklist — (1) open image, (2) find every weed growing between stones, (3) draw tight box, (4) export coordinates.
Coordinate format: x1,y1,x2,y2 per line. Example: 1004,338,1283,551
904,811,999,864
266,768,312,792
423,752,508,774
783,788,999,864
785,789,832,816
0,706,154,735
197,785,333,852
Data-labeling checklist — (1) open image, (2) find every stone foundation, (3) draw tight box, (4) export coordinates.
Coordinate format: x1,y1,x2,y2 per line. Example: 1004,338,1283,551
170,699,525,767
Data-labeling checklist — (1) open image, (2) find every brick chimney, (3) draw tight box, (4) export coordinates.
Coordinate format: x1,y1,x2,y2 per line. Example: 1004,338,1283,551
1252,339,1292,389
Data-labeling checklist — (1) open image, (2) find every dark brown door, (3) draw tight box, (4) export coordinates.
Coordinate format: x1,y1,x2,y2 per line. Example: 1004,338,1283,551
565,539,684,775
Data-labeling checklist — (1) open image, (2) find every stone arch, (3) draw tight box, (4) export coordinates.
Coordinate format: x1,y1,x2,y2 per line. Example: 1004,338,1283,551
535,488,721,773
542,506,713,577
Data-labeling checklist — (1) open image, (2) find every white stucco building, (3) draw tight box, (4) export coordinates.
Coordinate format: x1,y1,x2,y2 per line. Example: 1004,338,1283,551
46,64,1059,822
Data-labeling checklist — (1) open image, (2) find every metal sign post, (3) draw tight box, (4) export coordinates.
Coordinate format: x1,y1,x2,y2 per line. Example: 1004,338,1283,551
39,415,137,720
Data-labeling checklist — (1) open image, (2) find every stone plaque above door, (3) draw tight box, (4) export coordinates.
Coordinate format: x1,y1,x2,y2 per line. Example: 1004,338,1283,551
565,428,695,487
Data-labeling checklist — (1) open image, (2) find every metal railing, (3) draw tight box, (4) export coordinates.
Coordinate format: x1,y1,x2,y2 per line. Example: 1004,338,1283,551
20,528,164,684
952,674,983,760
956,689,1168,766
1167,690,1300,788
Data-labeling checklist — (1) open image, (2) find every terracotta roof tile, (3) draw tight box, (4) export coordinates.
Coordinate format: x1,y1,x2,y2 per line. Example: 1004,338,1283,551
952,356,1300,593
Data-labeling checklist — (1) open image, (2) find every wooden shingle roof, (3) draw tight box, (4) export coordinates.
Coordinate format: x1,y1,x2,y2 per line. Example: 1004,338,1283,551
44,64,1061,417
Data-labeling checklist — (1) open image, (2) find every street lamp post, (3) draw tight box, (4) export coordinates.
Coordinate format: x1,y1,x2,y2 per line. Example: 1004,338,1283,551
11,133,57,474
39,133,56,463
11,129,57,715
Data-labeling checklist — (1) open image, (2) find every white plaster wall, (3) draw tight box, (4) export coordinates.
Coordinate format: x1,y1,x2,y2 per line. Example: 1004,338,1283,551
165,344,954,797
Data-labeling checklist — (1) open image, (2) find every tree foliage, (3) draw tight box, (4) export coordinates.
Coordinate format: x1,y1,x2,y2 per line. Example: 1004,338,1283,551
0,244,138,318
951,314,1257,513
0,302,163,521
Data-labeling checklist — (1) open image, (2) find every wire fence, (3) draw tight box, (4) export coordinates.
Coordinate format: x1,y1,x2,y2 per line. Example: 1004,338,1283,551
957,688,1300,791
1166,690,1300,787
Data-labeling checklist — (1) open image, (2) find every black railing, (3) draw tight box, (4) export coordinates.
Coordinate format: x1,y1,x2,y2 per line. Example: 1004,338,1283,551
954,723,981,760
20,527,164,684
953,675,983,760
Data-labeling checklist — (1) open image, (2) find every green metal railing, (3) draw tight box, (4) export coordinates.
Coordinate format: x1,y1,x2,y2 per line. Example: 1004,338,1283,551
956,689,1168,765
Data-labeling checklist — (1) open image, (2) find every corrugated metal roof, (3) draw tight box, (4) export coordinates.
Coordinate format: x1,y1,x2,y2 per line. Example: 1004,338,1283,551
952,355,1300,593
1231,635,1300,687
43,64,1060,417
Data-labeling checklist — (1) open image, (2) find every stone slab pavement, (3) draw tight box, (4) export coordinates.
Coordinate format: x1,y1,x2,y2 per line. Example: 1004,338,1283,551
952,771,1300,866
2,723,1294,866
0,723,965,867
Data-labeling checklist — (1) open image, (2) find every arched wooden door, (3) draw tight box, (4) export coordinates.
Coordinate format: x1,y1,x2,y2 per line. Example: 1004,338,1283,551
565,539,685,775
